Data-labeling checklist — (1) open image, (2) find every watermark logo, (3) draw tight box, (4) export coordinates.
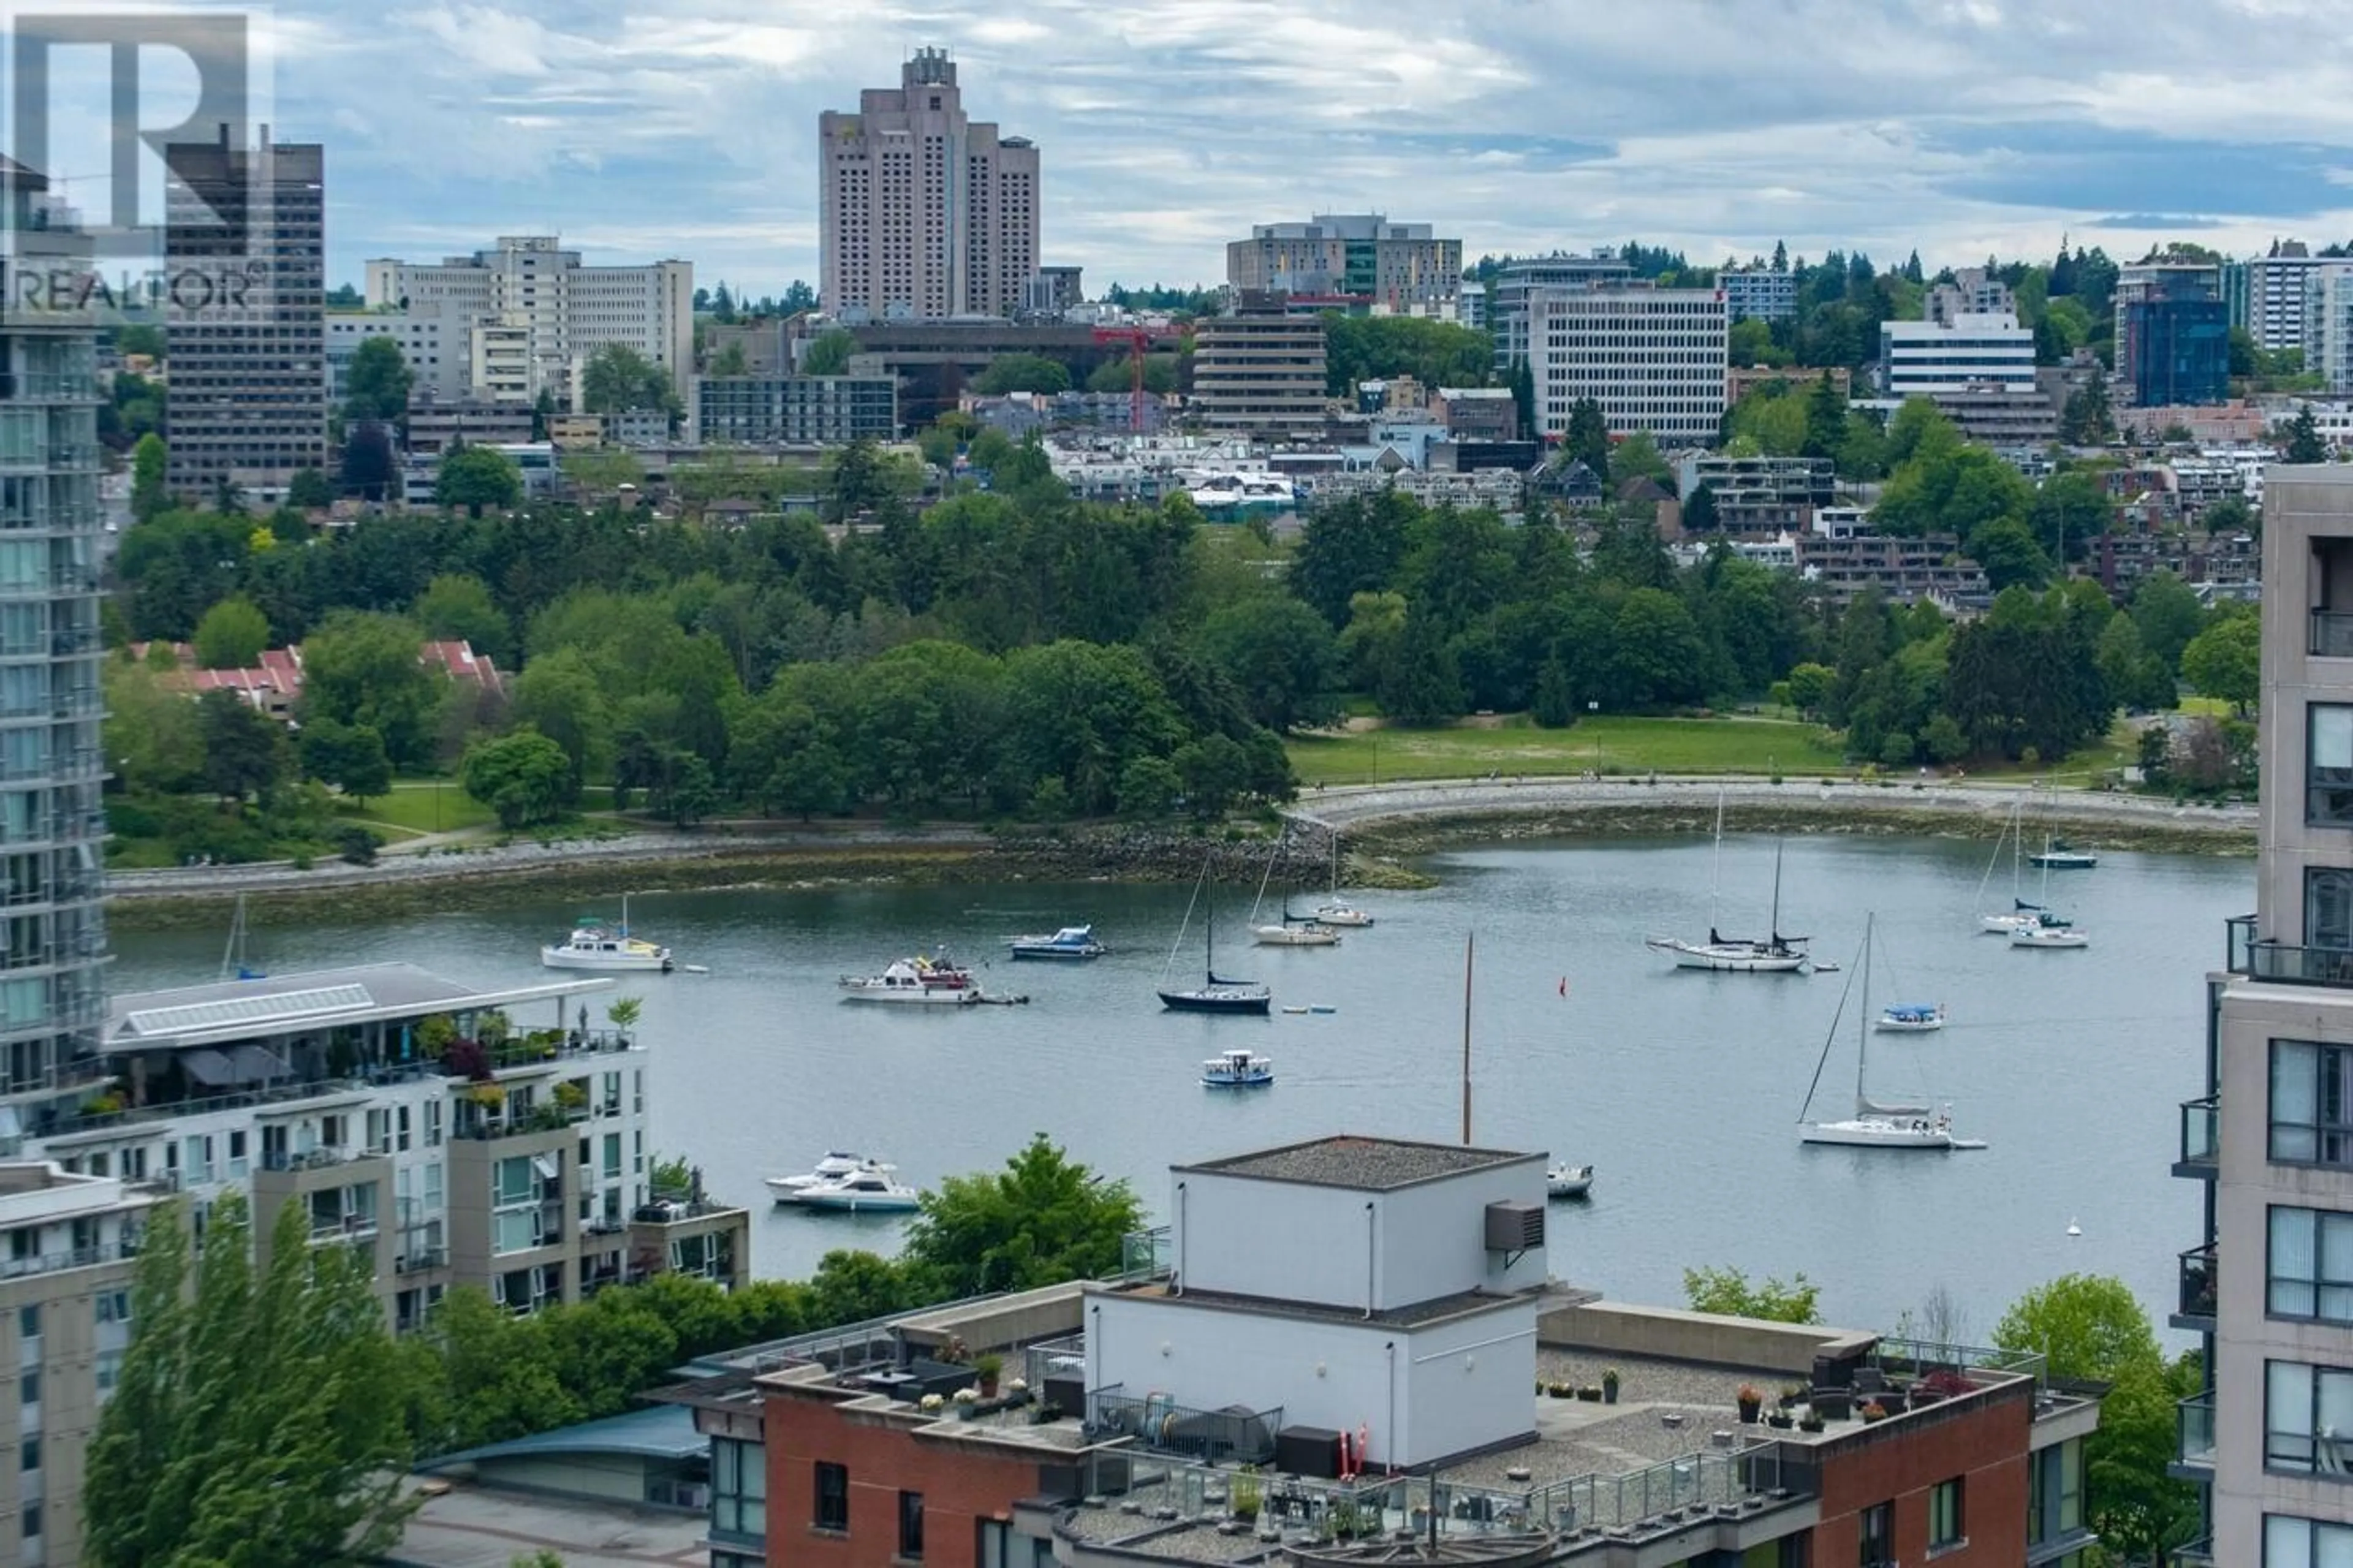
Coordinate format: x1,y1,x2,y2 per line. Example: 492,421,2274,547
1,5,276,328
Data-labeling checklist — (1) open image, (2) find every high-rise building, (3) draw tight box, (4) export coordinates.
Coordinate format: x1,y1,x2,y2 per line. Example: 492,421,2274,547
363,237,693,409
1488,252,1635,370
1188,295,1328,439
2115,262,2230,407
819,49,1040,320
692,376,899,445
1721,265,1797,324
163,127,328,502
1528,282,1726,447
0,159,112,1135
2231,245,2350,356
2177,463,2353,1564
1226,215,1461,311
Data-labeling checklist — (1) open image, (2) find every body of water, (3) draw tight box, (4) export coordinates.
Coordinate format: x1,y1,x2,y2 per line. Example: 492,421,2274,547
106,832,2245,1342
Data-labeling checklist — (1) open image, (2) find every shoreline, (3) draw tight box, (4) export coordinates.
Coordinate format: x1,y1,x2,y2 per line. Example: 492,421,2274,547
102,777,2255,930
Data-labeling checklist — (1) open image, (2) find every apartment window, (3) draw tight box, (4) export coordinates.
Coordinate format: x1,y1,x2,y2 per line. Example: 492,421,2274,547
17,1305,36,1343
2273,1206,2353,1321
899,1490,925,1559
2268,1360,2353,1472
95,1289,128,1325
493,1155,533,1206
1858,1501,1893,1567
2275,1040,2353,1165
1928,1477,1963,1549
94,1349,121,1395
2313,706,2353,825
2269,1512,2353,1564
227,1128,248,1178
712,1436,767,1538
814,1461,849,1531
20,1435,37,1472
21,1502,37,1540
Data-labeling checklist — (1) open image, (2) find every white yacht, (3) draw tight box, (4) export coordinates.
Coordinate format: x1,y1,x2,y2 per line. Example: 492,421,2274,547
838,953,983,1004
766,1153,892,1201
1200,1048,1274,1088
1253,912,1341,947
2011,918,2091,949
541,900,672,973
1547,1164,1595,1200
1314,833,1375,927
1875,1002,1947,1032
790,1168,922,1213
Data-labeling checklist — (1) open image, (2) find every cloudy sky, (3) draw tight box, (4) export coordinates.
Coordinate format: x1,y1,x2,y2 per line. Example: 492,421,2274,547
78,0,2353,294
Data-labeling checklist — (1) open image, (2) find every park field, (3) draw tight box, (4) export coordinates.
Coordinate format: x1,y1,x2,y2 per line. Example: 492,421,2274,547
333,781,496,839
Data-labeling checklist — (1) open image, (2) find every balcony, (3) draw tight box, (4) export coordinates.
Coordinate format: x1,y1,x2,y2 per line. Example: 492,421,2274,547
2175,1392,2216,1476
2177,1096,2219,1178
2226,915,2353,988
2315,610,2353,659
308,1211,379,1245
395,1244,447,1274
2176,1243,2217,1328
0,1237,135,1281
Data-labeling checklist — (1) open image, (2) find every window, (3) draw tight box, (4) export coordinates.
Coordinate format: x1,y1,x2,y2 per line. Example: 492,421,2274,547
2273,1206,2353,1321
2269,1360,2353,1472
814,1461,849,1532
17,1305,36,1342
2274,1040,2353,1165
712,1437,767,1539
493,1155,533,1207
1928,1477,1963,1548
21,1502,38,1540
899,1491,925,1560
2313,869,2353,952
2313,706,2353,825
1859,1501,1893,1567
20,1435,37,1472
2269,1512,2353,1564
19,1368,37,1407
94,1290,127,1325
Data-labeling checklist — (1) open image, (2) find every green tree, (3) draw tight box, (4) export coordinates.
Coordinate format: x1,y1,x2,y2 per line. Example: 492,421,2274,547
191,593,270,669
1562,397,1612,476
1608,429,1672,489
344,335,414,425
1197,597,1339,733
298,715,393,803
580,343,678,420
130,432,169,522
462,727,575,827
436,445,523,517
2287,403,2328,463
299,610,442,770
105,661,205,794
1800,371,1847,460
2059,377,2116,445
970,353,1072,395
2130,571,2207,675
197,689,288,803
801,329,858,377
413,573,513,665
509,646,612,795
2180,613,2259,713
896,1134,1143,1300
286,466,334,509
1681,483,1719,531
84,1193,419,1567
1784,661,1834,717
1682,1265,1822,1324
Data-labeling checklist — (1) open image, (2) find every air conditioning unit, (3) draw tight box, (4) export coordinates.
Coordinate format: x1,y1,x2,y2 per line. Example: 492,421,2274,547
1484,1200,1544,1252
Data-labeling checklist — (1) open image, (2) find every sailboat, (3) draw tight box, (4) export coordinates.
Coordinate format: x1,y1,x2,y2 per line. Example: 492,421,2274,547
1247,834,1339,947
1645,793,1809,971
2010,812,2090,948
1314,832,1374,928
1159,858,1273,1015
219,893,265,981
1800,915,1985,1149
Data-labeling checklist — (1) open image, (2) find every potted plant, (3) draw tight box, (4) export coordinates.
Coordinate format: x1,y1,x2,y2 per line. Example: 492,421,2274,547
1861,1401,1889,1425
1765,1410,1794,1430
1798,1412,1825,1433
976,1353,1004,1399
1779,1384,1806,1409
552,1079,588,1113
1230,1467,1262,1524
1548,1382,1573,1398
1601,1368,1621,1405
1736,1385,1763,1424
920,1393,945,1413
1577,1385,1602,1402
953,1385,981,1415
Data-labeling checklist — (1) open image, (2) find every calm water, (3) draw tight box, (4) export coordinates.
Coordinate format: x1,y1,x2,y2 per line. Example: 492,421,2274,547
107,834,2246,1341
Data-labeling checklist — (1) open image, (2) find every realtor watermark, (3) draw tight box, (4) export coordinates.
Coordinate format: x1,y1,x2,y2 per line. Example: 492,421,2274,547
0,4,276,328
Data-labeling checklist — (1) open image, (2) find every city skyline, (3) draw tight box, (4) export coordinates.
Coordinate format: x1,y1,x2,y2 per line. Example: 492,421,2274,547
243,1,2353,298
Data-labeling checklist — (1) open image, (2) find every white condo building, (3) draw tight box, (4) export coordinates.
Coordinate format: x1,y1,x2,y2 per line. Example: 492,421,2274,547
365,237,693,408
1879,312,2036,399
1527,283,1727,446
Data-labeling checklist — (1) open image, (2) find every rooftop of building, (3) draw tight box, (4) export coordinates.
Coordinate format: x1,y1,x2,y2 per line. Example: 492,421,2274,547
1173,1134,1536,1191
388,1481,707,1568
105,962,610,1051
418,1403,702,1472
1111,1281,1544,1331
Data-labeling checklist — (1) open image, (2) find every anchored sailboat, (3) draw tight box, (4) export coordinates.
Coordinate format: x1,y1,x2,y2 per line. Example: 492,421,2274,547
1800,915,1985,1149
1159,858,1273,1015
1314,831,1374,927
1646,793,1809,971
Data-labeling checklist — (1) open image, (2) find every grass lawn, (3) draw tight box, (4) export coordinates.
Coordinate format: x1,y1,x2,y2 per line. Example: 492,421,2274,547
334,781,496,837
1284,713,1847,786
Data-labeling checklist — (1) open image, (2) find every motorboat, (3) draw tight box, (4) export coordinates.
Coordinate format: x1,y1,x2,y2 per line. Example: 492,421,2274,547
790,1168,922,1213
1159,860,1273,1015
1186,472,1295,516
1253,911,1341,947
541,895,672,972
2011,918,2090,949
1314,832,1374,926
1645,796,1808,972
2029,837,2098,870
1876,1002,1947,1032
1007,925,1108,961
839,952,985,1003
1547,1164,1595,1200
1200,1048,1274,1088
767,1152,893,1200
1799,915,1986,1150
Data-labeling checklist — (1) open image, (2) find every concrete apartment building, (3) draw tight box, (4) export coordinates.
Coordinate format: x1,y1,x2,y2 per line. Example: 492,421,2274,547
694,377,898,446
819,49,1040,320
1720,265,1796,323
365,237,694,407
2303,271,2353,395
163,127,328,501
1226,215,1461,311
2229,246,2348,356
1189,297,1328,439
2177,464,2353,1564
1926,268,2017,327
1489,253,1636,370
669,1132,2100,1568
1528,282,1727,447
325,301,460,403
1677,453,1835,534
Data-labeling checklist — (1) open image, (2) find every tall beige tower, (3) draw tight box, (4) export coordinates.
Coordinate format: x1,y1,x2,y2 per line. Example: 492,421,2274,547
819,48,1039,320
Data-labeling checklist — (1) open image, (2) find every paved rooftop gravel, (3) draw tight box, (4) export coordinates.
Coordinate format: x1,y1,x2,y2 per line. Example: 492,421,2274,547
1181,1136,1533,1189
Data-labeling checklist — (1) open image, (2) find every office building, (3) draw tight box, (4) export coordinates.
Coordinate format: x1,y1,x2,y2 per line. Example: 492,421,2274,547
2179,464,2353,1564
365,237,694,407
1880,312,2036,399
694,376,898,446
163,127,328,501
1226,214,1461,311
1528,283,1727,446
1489,252,1636,369
669,1132,2099,1568
403,390,536,456
325,303,459,402
0,1163,152,1566
1189,297,1328,438
2116,263,2230,407
1021,267,1084,317
0,160,112,1137
819,49,1040,320
1721,265,1796,323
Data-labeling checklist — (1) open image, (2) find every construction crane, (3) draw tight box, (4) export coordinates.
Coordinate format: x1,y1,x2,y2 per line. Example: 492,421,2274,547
1089,323,1181,433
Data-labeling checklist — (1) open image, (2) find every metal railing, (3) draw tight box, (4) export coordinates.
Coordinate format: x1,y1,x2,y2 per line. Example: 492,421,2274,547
2226,914,2353,987
1119,1225,1172,1282
260,1147,377,1173
2177,1392,2216,1468
2179,1244,2218,1320
395,1245,448,1274
2180,1097,2220,1168
2314,611,2353,659
1090,1388,1281,1465
0,1237,134,1281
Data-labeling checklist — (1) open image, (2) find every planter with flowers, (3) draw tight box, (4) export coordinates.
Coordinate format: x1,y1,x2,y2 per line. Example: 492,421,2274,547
1860,1401,1889,1425
1736,1385,1763,1424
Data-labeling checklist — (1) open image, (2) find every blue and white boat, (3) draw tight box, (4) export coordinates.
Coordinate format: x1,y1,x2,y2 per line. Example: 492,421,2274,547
1874,1002,1946,1033
1201,1048,1274,1088
1007,925,1108,961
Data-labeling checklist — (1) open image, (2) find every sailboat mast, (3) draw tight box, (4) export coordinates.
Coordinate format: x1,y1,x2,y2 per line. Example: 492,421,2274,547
1708,789,1726,931
1461,933,1475,1145
1855,915,1873,1111
1770,838,1785,943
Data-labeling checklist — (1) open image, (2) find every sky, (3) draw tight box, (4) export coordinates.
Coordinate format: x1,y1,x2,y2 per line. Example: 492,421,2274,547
44,0,2353,296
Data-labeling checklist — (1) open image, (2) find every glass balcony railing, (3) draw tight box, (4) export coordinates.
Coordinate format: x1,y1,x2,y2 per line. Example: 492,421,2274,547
2180,1097,2219,1170
2315,611,2353,659
2177,1392,2216,1468
2178,1243,2218,1321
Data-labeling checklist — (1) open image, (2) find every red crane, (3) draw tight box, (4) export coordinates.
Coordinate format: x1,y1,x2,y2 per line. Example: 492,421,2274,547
1091,323,1181,432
